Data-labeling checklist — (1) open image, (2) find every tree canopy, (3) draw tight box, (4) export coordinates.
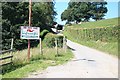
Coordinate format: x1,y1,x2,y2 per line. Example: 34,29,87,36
61,1,108,23
2,2,57,50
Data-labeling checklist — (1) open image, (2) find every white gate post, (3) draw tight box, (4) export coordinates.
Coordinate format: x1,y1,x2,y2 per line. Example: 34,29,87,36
55,38,58,55
11,38,14,50
39,38,42,55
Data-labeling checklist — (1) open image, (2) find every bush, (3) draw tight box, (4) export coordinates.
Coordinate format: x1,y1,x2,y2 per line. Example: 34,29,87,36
43,33,63,48
40,29,49,40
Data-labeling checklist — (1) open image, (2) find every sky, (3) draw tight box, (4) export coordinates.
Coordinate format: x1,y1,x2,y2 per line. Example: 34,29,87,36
54,1,119,25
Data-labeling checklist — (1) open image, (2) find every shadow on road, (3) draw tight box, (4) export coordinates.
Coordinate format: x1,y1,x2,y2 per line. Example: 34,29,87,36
72,58,96,62
72,58,87,61
88,60,95,62
67,46,76,51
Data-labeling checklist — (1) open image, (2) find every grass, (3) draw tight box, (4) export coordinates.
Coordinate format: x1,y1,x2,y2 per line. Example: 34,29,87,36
69,36,118,56
65,32,118,57
1,47,73,78
2,61,47,78
68,17,119,29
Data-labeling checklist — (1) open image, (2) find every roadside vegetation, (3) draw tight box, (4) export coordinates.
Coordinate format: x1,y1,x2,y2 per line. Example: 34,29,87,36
2,2,57,50
64,17,119,57
2,48,73,78
2,32,73,78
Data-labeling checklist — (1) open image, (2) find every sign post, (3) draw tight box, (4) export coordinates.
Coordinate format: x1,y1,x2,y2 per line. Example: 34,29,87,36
20,26,40,61
20,0,40,61
28,0,32,61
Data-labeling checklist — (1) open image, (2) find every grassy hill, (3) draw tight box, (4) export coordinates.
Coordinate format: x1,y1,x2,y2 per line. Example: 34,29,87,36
69,17,119,29
64,17,119,57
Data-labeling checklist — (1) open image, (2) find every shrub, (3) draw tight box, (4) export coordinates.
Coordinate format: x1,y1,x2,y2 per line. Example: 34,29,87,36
43,33,63,48
40,29,49,39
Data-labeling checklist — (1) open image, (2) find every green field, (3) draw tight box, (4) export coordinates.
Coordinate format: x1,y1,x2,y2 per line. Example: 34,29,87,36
64,17,119,57
70,17,119,29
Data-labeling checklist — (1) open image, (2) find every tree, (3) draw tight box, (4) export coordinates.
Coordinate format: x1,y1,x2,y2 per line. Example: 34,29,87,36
2,2,29,50
61,1,108,23
61,9,74,23
61,2,92,23
2,2,57,50
92,2,108,21
32,2,57,27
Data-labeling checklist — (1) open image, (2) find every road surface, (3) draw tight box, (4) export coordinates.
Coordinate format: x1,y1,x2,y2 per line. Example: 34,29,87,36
27,40,118,78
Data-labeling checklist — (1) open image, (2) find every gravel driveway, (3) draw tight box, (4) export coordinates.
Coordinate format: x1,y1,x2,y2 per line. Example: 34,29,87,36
27,40,118,78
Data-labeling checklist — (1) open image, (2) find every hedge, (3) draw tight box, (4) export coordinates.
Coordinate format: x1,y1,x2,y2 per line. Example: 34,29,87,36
64,26,118,42
43,33,63,48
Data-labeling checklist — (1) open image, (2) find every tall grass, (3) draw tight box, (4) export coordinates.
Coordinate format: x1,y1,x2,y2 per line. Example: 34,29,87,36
2,47,73,78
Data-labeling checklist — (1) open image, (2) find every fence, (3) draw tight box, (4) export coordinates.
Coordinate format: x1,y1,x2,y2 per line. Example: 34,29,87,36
40,35,67,56
0,38,14,66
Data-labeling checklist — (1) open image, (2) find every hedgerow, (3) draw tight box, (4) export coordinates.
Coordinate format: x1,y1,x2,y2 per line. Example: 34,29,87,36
64,26,118,42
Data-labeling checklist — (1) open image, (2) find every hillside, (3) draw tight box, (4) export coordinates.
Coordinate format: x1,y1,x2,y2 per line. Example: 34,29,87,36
69,17,119,29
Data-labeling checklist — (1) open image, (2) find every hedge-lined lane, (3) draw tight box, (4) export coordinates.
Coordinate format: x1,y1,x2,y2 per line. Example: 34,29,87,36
64,23,119,56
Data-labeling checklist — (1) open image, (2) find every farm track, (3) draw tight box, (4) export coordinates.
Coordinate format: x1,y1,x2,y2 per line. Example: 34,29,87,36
27,40,118,78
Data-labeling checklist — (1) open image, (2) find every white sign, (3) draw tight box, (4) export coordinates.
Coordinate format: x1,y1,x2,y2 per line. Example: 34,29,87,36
21,26,40,39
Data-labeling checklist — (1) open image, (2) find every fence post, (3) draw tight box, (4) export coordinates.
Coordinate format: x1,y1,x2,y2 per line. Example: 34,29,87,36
39,38,42,55
93,29,95,40
63,36,65,49
99,28,103,41
55,38,58,56
11,38,14,50
63,36,67,53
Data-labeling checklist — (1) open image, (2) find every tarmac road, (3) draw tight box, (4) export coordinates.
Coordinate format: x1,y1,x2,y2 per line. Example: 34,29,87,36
27,40,118,78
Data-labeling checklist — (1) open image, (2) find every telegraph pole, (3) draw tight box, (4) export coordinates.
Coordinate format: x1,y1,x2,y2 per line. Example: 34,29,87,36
28,0,32,61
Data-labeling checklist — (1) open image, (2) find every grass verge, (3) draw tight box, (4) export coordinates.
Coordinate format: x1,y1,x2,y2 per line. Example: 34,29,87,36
75,39,117,56
1,48,73,78
66,35,118,57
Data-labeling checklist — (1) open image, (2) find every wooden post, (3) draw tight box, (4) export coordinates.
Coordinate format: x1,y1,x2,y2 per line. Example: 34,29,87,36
63,36,65,49
10,38,13,65
55,38,58,56
63,36,66,53
65,37,67,53
29,0,32,27
28,0,32,61
11,38,14,50
28,40,30,60
39,38,42,55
